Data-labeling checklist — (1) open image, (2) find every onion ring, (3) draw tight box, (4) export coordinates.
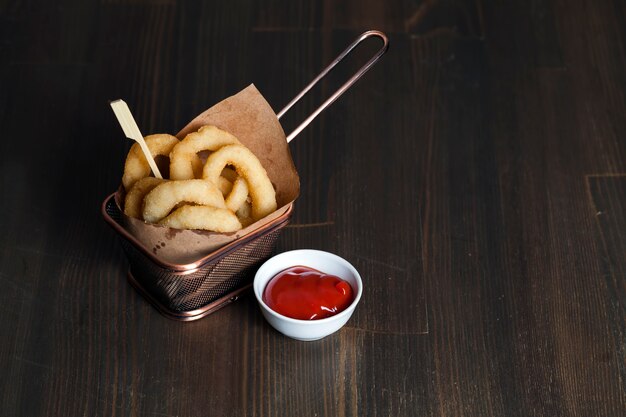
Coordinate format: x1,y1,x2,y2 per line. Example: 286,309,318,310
124,177,165,219
202,144,277,220
142,179,226,223
169,125,242,180
122,134,180,190
159,206,242,232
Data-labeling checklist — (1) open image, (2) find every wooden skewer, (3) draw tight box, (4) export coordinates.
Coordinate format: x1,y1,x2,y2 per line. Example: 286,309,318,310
110,100,163,179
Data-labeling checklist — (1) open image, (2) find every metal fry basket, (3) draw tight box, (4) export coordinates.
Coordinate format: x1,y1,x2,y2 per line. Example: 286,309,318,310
102,30,389,321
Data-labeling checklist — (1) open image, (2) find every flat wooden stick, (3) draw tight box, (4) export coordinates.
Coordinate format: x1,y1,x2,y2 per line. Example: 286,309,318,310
110,100,163,179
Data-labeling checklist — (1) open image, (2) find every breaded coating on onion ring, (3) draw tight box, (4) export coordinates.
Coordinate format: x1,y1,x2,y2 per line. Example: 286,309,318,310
122,134,184,190
142,179,226,224
169,125,242,180
124,177,165,219
159,205,242,232
202,144,276,221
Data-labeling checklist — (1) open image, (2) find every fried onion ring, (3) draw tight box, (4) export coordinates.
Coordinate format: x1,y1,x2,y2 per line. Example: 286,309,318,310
169,125,242,180
124,177,165,219
142,179,226,223
122,134,181,190
202,144,277,220
159,206,242,232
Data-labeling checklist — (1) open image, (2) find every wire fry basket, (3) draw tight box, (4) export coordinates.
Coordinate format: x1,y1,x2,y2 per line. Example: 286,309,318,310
102,30,388,321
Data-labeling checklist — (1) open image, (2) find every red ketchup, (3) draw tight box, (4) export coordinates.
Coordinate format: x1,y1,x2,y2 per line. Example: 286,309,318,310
263,266,354,320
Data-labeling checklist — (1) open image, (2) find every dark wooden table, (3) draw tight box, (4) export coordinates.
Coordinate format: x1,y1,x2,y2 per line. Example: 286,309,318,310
1,1,624,416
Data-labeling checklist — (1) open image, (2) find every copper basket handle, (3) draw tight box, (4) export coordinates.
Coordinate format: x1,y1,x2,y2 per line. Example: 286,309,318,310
277,30,389,143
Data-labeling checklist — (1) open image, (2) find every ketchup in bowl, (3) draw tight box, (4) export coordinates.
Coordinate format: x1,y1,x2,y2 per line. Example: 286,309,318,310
262,266,354,320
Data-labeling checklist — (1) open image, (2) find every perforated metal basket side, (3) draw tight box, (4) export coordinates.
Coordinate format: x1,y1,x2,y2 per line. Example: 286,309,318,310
103,194,290,320
121,228,282,312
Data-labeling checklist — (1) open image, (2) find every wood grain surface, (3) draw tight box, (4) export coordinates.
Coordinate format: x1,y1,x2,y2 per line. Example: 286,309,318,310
0,0,624,416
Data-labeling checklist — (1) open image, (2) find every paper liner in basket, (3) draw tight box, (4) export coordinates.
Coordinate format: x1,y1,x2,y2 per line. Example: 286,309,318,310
118,84,300,265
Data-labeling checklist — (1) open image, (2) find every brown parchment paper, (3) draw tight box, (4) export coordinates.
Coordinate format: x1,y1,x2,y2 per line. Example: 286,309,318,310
118,84,300,265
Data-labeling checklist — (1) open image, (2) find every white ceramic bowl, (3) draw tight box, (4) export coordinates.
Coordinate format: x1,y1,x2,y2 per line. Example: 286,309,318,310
253,249,363,341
